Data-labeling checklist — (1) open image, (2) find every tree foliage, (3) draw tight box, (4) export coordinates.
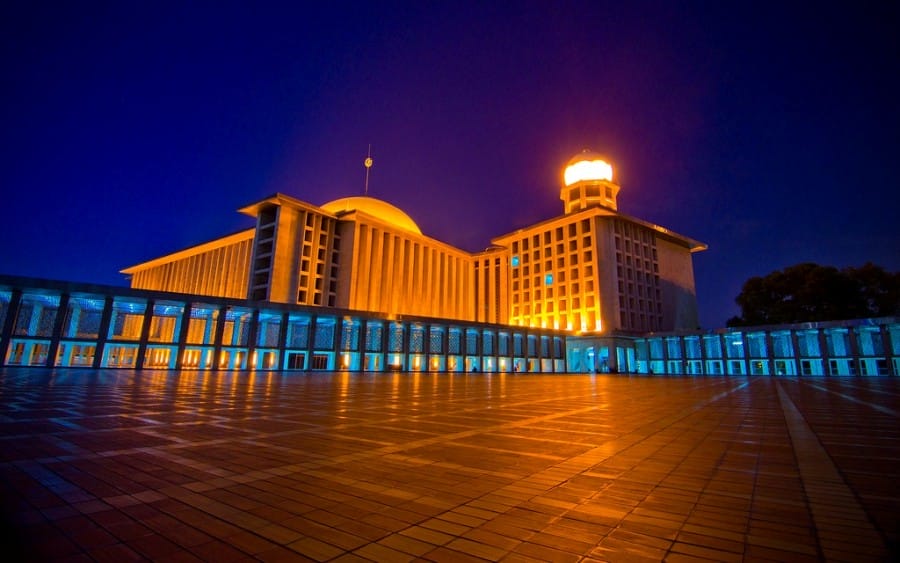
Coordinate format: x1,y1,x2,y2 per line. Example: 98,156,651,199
727,262,900,327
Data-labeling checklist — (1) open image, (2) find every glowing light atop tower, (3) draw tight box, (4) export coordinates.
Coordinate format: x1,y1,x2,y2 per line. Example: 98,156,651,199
564,158,613,186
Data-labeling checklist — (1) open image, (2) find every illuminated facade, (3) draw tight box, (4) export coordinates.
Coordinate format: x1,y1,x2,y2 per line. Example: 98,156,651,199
123,151,706,339
2,154,896,375
0,276,567,373
0,276,896,376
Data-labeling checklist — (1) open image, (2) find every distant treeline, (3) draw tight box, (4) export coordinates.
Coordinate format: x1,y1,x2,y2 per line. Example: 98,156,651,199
727,262,900,327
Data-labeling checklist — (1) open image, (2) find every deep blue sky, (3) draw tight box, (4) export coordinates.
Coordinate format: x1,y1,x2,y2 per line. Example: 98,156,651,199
2,1,898,328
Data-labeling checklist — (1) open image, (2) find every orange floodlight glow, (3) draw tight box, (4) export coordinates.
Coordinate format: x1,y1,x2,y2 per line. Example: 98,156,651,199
564,159,613,186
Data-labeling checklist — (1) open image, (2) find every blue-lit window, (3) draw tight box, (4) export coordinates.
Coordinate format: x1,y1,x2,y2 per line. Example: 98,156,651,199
365,321,382,352
545,274,553,285
511,255,520,267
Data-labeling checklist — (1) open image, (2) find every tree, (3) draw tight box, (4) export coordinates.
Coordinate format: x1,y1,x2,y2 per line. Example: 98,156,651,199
727,262,900,327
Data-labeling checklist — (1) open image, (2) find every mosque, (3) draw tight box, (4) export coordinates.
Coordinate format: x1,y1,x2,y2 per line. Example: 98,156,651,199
0,152,895,375
123,151,706,334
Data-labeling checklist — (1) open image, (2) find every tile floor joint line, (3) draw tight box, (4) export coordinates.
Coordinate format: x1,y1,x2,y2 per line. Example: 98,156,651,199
775,381,889,561
805,382,899,417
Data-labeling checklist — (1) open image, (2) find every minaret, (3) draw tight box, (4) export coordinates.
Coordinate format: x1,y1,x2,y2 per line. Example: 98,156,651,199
560,149,620,214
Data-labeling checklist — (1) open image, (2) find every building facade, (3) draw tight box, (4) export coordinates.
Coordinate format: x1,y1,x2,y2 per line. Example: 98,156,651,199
122,151,706,337
1,276,896,376
567,318,899,377
6,151,895,375
0,276,568,373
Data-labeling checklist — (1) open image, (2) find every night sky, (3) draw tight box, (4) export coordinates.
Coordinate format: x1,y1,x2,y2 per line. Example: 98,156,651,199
2,2,898,329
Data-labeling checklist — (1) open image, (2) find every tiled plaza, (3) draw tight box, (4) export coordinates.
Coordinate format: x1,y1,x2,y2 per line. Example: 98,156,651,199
1,370,897,562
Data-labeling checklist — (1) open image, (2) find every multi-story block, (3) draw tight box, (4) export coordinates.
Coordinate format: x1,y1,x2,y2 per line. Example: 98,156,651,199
122,150,706,361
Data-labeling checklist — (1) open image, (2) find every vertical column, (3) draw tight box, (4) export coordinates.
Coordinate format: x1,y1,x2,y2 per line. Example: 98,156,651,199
202,310,215,344
334,316,345,369
848,327,861,376
379,320,389,372
721,334,733,375
306,315,318,370
45,294,70,368
93,296,115,369
0,289,22,366
790,329,803,376
211,305,228,372
135,299,155,370
698,334,708,374
879,325,895,376
817,329,831,375
425,324,434,370
739,332,750,375
607,339,619,374
277,311,289,370
676,337,687,374
174,303,193,369
442,325,450,372
401,321,411,371
246,309,260,370
492,331,500,373
764,331,776,375
356,317,369,371
660,336,669,374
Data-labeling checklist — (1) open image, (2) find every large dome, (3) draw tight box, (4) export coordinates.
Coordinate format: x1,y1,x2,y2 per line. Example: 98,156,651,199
564,149,613,186
321,196,422,235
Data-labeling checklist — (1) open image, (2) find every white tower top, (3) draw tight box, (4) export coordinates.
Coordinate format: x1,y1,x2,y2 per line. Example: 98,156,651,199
560,149,620,214
564,150,613,185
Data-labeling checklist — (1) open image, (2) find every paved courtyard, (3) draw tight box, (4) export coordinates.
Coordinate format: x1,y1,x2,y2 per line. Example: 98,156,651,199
1,369,897,562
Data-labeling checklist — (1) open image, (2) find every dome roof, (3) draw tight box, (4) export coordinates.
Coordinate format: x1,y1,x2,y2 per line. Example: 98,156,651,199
564,149,613,186
321,196,422,235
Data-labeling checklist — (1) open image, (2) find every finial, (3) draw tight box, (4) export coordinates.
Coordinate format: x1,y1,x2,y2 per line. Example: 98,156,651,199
364,144,373,196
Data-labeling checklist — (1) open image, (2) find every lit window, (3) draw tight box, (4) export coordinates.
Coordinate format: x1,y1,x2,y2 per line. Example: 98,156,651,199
545,274,553,285
511,255,520,267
